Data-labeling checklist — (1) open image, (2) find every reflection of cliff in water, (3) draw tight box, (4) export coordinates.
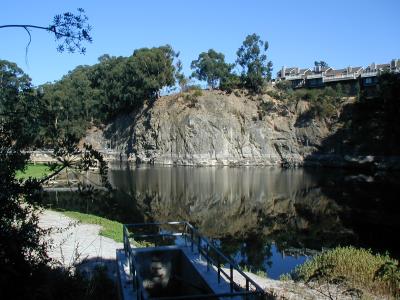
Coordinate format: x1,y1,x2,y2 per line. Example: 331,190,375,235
45,166,400,259
108,166,371,252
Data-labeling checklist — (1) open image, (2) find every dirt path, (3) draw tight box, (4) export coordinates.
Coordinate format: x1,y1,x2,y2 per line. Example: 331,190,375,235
39,210,123,277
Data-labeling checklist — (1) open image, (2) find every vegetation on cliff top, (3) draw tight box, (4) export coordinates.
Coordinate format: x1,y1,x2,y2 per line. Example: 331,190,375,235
13,33,272,148
190,49,232,90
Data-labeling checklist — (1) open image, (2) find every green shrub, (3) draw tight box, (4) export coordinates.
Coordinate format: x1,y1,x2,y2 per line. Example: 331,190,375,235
220,74,241,93
185,84,202,92
82,265,118,300
309,97,337,119
266,89,283,100
183,89,202,107
276,80,293,93
192,89,203,97
290,87,344,119
261,101,275,111
279,273,291,281
290,246,400,298
22,263,118,300
242,265,267,278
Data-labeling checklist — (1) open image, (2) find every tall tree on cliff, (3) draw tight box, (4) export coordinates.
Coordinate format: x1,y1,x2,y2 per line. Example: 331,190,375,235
190,49,232,89
125,45,177,102
88,46,177,118
236,33,273,93
175,58,189,92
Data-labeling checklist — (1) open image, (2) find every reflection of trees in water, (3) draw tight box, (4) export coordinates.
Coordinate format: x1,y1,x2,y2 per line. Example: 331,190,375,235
45,166,400,261
207,234,272,273
43,189,148,224
140,184,354,249
310,171,400,257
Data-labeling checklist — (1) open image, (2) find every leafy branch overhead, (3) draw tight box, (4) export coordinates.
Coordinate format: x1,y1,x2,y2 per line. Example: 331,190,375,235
50,8,92,53
0,8,92,54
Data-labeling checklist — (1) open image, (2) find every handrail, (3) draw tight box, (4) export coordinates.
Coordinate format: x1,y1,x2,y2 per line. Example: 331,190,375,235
123,221,265,299
124,221,187,227
151,290,259,300
124,225,148,300
184,223,263,293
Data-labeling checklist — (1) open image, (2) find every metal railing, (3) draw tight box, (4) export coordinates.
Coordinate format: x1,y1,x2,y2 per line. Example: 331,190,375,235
360,71,378,77
323,73,357,82
123,222,266,300
123,225,148,300
285,74,303,80
305,74,323,79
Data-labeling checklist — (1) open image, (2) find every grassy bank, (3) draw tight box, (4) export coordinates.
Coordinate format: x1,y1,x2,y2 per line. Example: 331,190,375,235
285,246,400,298
16,163,53,180
59,210,123,243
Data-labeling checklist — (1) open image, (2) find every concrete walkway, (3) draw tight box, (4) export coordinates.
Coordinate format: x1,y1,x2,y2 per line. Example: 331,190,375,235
39,210,122,277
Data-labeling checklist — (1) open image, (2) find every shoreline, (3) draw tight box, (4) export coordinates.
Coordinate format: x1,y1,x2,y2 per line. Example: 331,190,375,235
29,151,400,171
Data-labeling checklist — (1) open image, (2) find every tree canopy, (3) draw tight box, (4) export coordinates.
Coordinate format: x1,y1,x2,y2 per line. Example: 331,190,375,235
190,49,232,89
314,61,329,68
0,60,40,144
27,45,178,146
0,59,49,298
0,58,111,299
236,33,273,93
0,9,119,299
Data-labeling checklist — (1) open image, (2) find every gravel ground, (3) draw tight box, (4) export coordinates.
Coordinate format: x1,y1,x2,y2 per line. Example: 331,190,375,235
39,210,123,277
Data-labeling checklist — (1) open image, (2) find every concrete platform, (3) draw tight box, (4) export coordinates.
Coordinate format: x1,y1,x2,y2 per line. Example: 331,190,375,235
116,243,241,300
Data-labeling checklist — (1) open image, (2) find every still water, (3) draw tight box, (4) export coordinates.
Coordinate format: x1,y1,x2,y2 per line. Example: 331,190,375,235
45,165,400,279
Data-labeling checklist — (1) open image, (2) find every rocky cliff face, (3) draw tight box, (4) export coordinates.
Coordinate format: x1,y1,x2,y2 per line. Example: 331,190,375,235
84,90,332,166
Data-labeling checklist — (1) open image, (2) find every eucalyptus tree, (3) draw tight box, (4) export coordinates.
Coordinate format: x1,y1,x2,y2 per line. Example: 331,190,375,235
126,45,177,101
236,33,273,93
314,61,329,68
38,65,101,144
191,49,232,89
89,46,177,118
175,59,189,92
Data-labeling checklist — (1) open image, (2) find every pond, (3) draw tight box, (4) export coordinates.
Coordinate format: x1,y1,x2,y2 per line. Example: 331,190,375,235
44,164,400,279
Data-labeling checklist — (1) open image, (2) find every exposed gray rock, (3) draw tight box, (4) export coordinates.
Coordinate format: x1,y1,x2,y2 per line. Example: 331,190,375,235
96,91,327,166
82,90,400,169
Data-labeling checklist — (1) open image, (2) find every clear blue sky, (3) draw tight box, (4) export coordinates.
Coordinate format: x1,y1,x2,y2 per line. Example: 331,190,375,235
1,0,399,86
